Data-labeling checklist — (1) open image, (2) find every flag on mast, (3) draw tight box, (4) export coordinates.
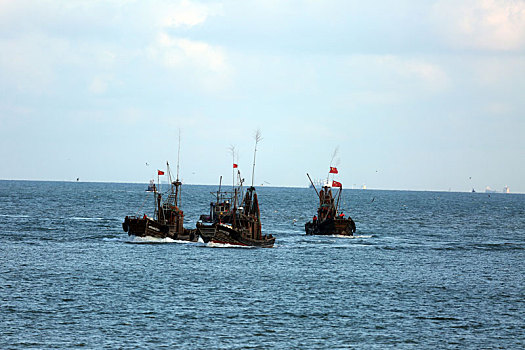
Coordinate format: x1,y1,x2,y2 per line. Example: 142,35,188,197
332,180,342,187
157,170,165,175
329,167,338,174
233,163,238,168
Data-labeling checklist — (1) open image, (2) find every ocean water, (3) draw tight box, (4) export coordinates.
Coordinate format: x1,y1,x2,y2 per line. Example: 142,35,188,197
1,180,523,349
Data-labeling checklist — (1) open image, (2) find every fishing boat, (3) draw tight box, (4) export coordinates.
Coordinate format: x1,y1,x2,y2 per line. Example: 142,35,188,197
123,163,197,241
305,172,356,236
122,135,197,242
196,176,234,243
196,177,275,247
146,179,155,192
196,130,275,247
485,186,497,193
197,183,275,247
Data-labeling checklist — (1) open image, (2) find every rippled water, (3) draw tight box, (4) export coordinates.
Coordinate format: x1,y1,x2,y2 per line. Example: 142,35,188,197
1,180,524,348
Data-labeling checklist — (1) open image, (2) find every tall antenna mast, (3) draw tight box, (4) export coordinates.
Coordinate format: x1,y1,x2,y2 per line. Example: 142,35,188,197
251,129,262,187
229,145,236,190
327,146,339,183
176,129,181,181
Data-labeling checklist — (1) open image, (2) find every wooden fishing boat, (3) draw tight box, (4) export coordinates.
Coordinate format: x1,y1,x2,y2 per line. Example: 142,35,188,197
196,130,275,247
196,179,234,243
122,135,197,242
123,165,197,241
197,185,275,247
305,172,356,236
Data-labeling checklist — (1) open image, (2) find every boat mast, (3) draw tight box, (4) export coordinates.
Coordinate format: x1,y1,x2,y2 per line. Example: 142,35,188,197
327,146,339,184
175,130,181,208
176,129,181,182
229,145,236,190
233,187,238,227
251,129,262,188
217,176,222,203
237,170,244,201
307,173,321,200
335,186,342,214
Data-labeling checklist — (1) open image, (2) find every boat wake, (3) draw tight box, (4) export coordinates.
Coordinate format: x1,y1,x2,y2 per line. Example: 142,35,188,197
206,242,255,249
71,217,105,221
331,234,373,239
0,214,30,218
127,236,194,244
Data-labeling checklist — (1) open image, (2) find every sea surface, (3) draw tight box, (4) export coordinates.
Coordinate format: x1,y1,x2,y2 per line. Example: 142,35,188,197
1,180,524,349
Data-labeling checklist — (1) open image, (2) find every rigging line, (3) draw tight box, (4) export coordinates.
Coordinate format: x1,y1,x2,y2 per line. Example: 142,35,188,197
135,193,150,218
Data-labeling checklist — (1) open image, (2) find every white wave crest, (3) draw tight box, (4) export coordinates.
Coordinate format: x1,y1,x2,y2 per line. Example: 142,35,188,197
331,234,373,239
0,214,30,218
129,235,200,244
206,242,254,249
129,236,176,243
71,217,105,221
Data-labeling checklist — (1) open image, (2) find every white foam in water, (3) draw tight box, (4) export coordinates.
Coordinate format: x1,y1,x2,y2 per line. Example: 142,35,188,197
102,237,125,242
129,235,201,244
206,242,254,249
331,234,373,239
71,217,104,221
354,235,372,238
0,214,30,218
129,236,176,244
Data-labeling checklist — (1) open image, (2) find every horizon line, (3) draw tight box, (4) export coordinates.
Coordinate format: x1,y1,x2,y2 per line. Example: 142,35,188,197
0,178,522,195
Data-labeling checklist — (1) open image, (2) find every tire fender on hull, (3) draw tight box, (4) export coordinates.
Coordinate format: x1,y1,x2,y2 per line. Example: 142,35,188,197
122,217,129,232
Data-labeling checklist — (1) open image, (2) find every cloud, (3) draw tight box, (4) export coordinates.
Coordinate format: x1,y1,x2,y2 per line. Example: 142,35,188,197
0,0,228,96
147,32,231,91
433,0,525,51
156,33,227,72
0,33,69,94
89,75,118,95
402,59,450,90
158,0,222,29
346,55,450,93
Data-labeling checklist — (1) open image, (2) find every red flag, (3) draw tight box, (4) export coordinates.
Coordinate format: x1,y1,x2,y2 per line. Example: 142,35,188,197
157,170,165,175
329,167,338,174
332,180,342,187
233,163,238,168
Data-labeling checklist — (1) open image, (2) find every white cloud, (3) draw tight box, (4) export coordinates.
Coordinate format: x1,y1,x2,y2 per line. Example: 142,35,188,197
0,33,69,94
89,76,111,94
403,60,450,90
347,55,450,92
433,0,525,51
158,0,222,29
148,32,231,90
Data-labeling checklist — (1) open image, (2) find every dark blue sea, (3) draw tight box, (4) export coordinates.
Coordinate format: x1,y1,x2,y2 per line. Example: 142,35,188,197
1,180,524,349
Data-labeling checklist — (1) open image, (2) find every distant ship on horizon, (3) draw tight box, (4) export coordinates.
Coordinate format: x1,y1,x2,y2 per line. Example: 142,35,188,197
485,186,497,193
484,186,511,194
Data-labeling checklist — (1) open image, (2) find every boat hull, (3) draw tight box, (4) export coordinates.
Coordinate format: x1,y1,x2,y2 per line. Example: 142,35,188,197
196,222,215,243
123,216,197,242
305,217,356,236
197,222,275,248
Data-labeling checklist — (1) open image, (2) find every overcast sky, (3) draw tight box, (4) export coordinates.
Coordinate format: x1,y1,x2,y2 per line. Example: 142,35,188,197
1,0,524,192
